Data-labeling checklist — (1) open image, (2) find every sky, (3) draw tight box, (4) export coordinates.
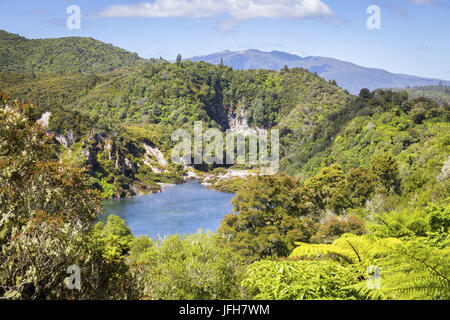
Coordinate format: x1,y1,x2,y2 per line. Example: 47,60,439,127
0,0,449,80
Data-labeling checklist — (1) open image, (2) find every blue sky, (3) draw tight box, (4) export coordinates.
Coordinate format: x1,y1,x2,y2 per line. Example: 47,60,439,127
0,0,449,80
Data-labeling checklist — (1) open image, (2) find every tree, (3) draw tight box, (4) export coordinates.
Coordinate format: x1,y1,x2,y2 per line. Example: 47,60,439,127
304,164,347,212
85,216,140,299
359,88,372,100
410,103,427,124
218,173,316,261
176,54,182,67
345,166,375,206
0,93,96,298
370,153,401,195
310,215,366,244
0,92,137,299
128,232,246,300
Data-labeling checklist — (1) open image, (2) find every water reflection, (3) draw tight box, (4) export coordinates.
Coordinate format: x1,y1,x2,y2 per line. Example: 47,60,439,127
101,180,235,239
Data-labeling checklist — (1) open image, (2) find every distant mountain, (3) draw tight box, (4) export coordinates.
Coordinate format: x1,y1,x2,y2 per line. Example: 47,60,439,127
187,49,450,94
0,30,152,74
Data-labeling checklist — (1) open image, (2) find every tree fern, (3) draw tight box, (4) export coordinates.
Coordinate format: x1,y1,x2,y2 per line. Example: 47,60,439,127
289,234,402,267
290,234,450,299
375,240,450,299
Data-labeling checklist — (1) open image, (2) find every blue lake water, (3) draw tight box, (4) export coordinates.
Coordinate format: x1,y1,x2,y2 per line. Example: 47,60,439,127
101,180,235,239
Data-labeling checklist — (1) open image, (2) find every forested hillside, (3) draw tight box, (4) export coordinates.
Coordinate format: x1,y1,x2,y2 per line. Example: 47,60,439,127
0,30,157,74
1,92,448,300
392,85,450,105
0,59,351,197
0,32,448,301
1,58,449,201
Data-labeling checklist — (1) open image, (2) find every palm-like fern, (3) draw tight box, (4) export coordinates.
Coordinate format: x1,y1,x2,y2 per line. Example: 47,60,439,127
289,234,402,266
289,234,450,300
376,240,450,299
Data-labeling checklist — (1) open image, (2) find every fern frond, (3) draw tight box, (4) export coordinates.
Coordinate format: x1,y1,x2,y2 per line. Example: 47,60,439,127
291,235,450,300
376,240,450,299
290,234,401,266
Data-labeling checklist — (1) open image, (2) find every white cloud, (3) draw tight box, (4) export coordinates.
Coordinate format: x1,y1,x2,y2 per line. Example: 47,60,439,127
409,0,434,5
409,0,450,10
215,18,241,32
99,0,225,19
97,0,335,21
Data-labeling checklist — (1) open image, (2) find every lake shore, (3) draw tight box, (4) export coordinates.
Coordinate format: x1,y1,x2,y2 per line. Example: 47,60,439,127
102,180,236,238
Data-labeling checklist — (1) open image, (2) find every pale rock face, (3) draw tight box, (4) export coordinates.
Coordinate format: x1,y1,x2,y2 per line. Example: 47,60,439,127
202,169,256,185
37,112,76,148
228,107,250,133
105,139,114,161
54,130,74,148
143,143,169,173
227,106,262,136
184,166,198,180
123,157,137,174
81,148,94,174
37,112,51,127
437,156,450,182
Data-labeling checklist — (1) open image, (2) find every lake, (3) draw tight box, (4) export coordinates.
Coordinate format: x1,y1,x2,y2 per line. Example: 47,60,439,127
100,180,235,239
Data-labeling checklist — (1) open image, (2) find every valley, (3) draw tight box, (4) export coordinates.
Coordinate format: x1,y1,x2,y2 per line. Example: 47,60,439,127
0,29,448,301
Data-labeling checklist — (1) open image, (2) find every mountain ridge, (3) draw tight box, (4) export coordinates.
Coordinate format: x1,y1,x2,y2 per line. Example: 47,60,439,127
187,49,450,94
3,29,448,95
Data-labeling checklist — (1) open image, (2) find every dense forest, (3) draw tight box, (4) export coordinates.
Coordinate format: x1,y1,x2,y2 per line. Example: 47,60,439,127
0,49,351,197
0,30,448,300
0,30,156,74
392,85,450,105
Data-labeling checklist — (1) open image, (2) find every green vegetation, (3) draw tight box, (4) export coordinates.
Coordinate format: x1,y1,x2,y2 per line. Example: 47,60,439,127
128,232,246,300
289,234,449,300
0,32,449,300
0,51,350,198
0,93,138,299
1,83,449,300
219,173,317,262
208,176,247,193
392,85,450,105
242,260,366,300
0,30,155,74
